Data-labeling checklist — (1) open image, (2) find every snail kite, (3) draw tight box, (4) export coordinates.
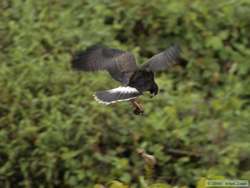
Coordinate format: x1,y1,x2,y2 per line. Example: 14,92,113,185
71,44,182,115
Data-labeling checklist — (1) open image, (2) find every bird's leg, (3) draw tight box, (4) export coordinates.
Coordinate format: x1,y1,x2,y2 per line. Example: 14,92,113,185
130,98,144,115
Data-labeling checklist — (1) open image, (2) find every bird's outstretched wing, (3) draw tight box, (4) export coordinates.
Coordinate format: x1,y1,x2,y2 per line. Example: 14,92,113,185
142,44,181,72
71,45,138,84
94,86,141,105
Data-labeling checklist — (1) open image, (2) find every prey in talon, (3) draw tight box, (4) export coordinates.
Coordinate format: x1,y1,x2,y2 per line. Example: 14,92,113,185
71,44,182,115
130,99,144,115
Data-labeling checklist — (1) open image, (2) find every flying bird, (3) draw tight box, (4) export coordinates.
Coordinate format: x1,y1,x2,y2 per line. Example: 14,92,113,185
71,44,181,115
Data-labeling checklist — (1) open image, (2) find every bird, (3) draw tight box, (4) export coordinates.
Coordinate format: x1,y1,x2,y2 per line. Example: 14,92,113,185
71,44,182,115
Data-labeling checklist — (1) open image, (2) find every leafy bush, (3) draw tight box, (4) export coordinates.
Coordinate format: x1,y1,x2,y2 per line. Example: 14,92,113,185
0,0,250,187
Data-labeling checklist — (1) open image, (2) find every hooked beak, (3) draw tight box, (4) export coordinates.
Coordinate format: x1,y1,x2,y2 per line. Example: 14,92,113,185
150,83,158,97
150,90,158,97
150,93,156,98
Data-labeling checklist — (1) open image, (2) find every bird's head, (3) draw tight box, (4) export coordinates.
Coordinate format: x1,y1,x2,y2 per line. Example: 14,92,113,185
149,83,158,96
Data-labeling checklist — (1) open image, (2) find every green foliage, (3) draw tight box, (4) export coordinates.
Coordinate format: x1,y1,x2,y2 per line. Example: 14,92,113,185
1,0,250,187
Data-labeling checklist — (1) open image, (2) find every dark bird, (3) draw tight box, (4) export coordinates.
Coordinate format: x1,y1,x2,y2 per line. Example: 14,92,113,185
71,44,181,115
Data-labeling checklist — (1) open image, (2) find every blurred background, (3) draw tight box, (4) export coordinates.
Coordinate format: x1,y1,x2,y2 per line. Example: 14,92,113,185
0,0,250,187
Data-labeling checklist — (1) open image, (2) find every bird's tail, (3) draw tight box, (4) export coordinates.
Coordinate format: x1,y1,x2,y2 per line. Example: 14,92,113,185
94,86,141,105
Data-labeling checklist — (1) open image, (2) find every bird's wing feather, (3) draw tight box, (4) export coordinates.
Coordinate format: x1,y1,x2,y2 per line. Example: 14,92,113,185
142,44,181,72
94,86,141,105
71,45,138,84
